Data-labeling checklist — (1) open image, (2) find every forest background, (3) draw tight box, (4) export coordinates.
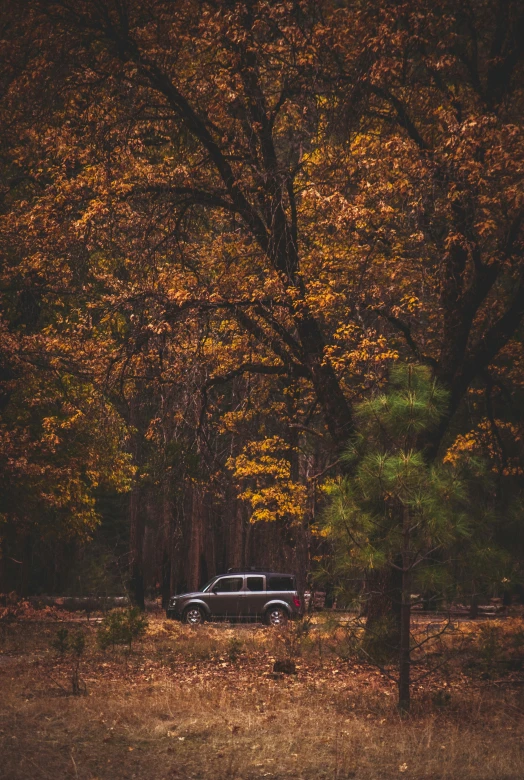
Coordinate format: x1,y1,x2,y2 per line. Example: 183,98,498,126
1,0,523,613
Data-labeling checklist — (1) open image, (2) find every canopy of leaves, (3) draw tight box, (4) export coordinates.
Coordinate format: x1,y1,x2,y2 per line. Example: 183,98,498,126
0,0,523,582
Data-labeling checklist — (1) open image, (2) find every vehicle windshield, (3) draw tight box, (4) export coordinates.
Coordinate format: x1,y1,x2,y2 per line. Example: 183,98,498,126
200,577,218,593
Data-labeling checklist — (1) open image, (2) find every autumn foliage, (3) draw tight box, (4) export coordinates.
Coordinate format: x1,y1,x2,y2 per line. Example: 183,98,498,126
0,1,523,615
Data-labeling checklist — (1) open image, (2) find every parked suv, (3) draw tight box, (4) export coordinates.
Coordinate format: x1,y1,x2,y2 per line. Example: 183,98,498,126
166,570,302,626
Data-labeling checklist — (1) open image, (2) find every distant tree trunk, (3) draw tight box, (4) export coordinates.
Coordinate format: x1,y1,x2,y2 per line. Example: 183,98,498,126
515,584,524,605
199,552,209,588
20,532,31,597
398,506,412,713
294,470,313,605
0,536,7,594
129,486,145,609
188,485,203,591
161,486,172,609
324,582,335,609
295,516,310,605
288,416,309,598
244,519,252,569
128,397,145,610
229,499,244,570
169,502,184,595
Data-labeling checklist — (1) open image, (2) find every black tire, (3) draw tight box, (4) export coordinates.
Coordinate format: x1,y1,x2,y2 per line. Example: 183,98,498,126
183,605,205,625
265,606,288,627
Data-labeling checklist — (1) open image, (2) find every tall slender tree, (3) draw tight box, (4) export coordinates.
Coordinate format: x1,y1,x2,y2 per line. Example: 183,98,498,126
323,365,474,711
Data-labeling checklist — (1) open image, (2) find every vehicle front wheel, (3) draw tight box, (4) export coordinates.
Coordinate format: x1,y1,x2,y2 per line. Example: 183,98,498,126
183,606,205,625
265,606,288,627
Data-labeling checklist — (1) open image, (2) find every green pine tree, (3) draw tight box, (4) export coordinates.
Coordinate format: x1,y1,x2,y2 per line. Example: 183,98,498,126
322,364,471,711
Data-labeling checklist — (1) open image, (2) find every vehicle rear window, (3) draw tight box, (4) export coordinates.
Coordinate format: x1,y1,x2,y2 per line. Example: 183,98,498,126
246,576,264,592
267,576,294,591
214,577,243,592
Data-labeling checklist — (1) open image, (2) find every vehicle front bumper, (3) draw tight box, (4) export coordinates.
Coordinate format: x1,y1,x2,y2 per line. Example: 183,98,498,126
166,605,183,620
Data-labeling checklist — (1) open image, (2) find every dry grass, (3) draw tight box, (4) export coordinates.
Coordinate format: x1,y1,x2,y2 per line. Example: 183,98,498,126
1,615,523,779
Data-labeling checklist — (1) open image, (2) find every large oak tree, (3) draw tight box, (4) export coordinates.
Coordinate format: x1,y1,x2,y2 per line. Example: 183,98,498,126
1,0,523,600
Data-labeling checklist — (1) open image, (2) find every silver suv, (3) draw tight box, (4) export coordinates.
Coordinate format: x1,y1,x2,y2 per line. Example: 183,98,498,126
166,570,302,626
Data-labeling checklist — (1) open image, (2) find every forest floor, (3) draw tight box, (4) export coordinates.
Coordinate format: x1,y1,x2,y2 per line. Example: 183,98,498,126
1,610,524,780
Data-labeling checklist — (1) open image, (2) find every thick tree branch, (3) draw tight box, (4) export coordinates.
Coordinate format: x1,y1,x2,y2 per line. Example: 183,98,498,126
370,86,429,151
203,362,306,391
485,0,524,108
117,294,290,320
80,13,272,255
463,274,524,384
426,273,524,459
234,308,309,376
371,308,437,368
254,304,304,361
199,360,307,429
125,184,236,212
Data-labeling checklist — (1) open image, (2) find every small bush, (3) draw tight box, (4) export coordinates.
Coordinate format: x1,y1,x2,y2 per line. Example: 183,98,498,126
361,616,401,664
432,689,452,708
50,627,86,655
70,630,86,657
227,637,244,664
51,627,70,655
186,638,219,662
478,622,503,674
466,620,524,677
97,607,148,650
50,627,87,695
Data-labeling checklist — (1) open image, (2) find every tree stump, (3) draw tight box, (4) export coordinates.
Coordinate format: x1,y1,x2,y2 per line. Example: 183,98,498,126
273,659,296,674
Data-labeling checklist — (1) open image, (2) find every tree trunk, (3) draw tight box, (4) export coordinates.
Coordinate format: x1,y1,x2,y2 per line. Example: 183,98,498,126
294,515,310,606
129,485,145,609
128,397,145,610
398,572,412,713
229,499,244,570
0,536,7,594
161,486,172,609
364,564,402,654
398,506,412,713
169,502,184,596
294,314,354,449
188,484,203,591
20,532,31,597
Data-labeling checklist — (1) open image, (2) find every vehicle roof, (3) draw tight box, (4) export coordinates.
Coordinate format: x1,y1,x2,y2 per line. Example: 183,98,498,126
217,570,296,577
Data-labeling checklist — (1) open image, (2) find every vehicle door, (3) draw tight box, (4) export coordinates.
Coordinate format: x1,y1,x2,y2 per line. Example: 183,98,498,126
209,576,244,618
266,575,296,613
243,575,266,617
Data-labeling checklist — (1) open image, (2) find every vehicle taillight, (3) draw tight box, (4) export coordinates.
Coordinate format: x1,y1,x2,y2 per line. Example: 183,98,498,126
293,596,301,608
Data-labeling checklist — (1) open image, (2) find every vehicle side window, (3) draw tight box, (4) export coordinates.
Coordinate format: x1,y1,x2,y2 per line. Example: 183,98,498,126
213,577,243,593
246,576,264,592
267,576,294,591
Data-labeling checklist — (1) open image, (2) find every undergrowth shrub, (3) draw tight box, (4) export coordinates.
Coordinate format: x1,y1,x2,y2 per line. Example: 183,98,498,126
186,641,217,661
50,627,87,694
270,617,316,662
97,607,148,650
51,627,70,655
471,621,524,676
227,636,244,663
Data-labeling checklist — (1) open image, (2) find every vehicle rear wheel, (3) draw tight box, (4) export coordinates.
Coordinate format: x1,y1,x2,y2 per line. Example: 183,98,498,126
265,606,288,627
183,606,205,625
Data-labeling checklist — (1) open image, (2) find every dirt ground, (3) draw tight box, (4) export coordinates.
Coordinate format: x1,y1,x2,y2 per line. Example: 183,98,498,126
1,613,523,779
